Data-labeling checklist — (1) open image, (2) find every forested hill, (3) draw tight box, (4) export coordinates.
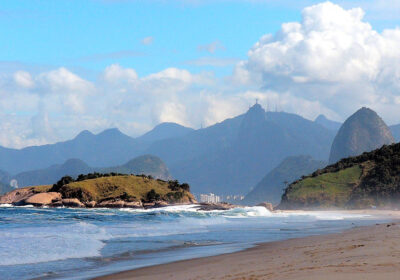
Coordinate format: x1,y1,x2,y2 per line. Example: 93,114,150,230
280,143,400,209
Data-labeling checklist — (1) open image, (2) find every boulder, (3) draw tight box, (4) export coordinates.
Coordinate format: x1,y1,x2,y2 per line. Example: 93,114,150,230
196,203,240,211
154,201,169,207
62,198,84,207
256,202,274,211
143,202,156,208
85,201,96,208
50,201,63,207
124,201,143,208
24,192,61,206
97,199,125,208
0,188,34,205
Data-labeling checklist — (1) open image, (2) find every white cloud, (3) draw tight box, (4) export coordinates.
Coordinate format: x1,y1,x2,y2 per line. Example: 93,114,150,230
37,67,95,94
141,36,154,45
185,57,239,67
2,1,400,148
234,1,400,123
197,40,225,53
102,64,138,83
13,71,34,89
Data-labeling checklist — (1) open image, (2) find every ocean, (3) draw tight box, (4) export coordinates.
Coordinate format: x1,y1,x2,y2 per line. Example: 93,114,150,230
0,204,391,280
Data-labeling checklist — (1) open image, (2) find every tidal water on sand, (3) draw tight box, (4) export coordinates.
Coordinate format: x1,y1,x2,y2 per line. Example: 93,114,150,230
0,205,391,280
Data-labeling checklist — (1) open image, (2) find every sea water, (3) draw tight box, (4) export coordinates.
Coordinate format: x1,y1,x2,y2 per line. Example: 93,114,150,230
0,205,391,280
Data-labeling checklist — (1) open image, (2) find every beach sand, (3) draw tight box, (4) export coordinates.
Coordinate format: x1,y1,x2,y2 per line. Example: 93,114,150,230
95,211,400,280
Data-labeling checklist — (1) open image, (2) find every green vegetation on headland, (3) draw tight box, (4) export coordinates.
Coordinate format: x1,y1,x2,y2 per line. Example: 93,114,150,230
280,143,400,209
0,173,196,208
243,155,326,205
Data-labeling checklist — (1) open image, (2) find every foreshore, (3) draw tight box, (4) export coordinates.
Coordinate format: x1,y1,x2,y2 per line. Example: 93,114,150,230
94,210,400,280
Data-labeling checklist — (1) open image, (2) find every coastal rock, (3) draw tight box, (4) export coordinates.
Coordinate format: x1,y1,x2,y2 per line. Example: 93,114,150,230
62,198,84,207
85,201,96,208
50,201,63,207
196,203,240,211
143,202,156,208
0,188,34,205
24,192,61,206
97,199,125,208
256,202,274,211
124,201,143,208
154,201,169,207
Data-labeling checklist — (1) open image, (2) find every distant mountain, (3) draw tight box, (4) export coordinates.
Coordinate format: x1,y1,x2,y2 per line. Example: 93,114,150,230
329,107,394,164
136,122,193,143
0,170,12,195
0,169,11,184
0,123,191,175
0,107,335,195
13,155,171,187
151,104,335,195
281,142,400,209
390,124,400,142
0,182,13,195
242,155,326,205
14,159,92,187
99,154,171,181
314,114,341,131
0,128,143,174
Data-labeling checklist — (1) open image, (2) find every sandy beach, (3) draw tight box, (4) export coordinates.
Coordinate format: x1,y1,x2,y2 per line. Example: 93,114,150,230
95,211,400,280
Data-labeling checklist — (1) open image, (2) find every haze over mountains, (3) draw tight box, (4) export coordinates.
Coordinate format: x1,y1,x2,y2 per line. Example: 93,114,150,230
166,104,335,194
314,115,342,131
12,155,171,188
1,104,399,201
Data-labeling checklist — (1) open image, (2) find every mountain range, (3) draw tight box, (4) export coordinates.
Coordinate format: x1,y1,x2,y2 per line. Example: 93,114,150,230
1,104,399,198
314,115,341,131
157,104,336,194
13,155,171,188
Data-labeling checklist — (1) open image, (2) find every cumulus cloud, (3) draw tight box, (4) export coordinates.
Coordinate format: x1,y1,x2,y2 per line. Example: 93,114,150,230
102,64,138,84
2,1,400,148
13,71,34,89
234,1,400,123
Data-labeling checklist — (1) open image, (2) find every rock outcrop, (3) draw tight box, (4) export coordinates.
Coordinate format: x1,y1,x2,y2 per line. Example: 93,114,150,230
195,202,241,211
329,107,394,164
0,174,196,209
256,202,274,211
0,188,35,205
24,192,61,206
61,198,84,207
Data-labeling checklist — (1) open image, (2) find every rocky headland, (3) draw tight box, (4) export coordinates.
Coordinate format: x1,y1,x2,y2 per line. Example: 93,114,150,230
0,173,197,209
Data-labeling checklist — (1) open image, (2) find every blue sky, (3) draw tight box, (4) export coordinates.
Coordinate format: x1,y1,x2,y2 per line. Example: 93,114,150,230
0,0,400,148
1,0,397,78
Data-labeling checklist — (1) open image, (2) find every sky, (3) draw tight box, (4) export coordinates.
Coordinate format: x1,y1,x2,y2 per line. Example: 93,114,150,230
0,0,400,148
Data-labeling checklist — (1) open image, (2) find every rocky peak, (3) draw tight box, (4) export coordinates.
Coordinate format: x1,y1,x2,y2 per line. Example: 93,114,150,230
328,107,394,163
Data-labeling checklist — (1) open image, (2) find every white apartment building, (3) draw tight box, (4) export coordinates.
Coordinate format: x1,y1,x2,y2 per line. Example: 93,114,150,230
199,193,221,203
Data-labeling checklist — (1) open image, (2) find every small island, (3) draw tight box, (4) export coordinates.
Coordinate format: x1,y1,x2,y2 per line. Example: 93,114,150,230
0,173,197,208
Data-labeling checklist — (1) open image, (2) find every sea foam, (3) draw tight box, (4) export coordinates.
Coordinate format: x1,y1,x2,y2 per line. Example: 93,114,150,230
0,222,109,266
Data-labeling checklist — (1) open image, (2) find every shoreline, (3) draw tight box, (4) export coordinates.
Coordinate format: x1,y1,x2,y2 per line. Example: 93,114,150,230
94,211,400,280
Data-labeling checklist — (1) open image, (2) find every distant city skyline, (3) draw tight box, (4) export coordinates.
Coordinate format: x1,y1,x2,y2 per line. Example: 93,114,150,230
0,1,400,148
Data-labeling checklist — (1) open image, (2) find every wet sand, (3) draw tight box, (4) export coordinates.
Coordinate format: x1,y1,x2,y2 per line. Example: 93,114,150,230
94,211,400,280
